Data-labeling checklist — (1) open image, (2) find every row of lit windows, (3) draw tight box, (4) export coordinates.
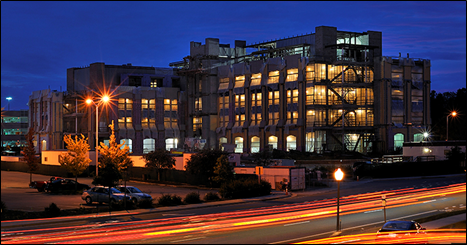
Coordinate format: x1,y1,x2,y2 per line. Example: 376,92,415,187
2,128,28,135
219,64,374,90
119,98,178,129
1,117,28,124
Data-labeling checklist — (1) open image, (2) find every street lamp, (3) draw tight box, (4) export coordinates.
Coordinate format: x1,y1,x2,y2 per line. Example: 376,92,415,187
334,168,344,231
446,111,457,141
6,97,12,111
86,95,110,177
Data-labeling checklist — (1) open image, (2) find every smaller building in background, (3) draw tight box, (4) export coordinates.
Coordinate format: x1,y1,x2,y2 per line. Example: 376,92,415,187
1,109,29,154
403,140,466,162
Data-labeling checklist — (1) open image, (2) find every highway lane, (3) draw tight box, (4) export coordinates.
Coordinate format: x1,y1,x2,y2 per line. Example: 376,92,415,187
2,182,464,244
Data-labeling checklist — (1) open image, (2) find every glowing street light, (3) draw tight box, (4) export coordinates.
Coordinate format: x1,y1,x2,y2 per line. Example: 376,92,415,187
446,111,457,141
6,97,12,111
334,168,344,231
86,94,110,177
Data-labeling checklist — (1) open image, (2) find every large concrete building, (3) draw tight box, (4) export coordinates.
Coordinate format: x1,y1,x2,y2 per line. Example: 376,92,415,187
173,26,431,154
29,26,431,155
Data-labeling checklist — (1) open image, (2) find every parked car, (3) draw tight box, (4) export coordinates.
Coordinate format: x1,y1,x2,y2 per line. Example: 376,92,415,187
116,185,152,204
81,186,130,205
29,176,63,192
377,220,427,243
45,178,90,192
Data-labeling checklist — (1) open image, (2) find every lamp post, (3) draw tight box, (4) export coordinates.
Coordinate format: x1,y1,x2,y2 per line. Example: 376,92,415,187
86,95,110,177
446,111,457,141
334,168,344,231
6,97,12,111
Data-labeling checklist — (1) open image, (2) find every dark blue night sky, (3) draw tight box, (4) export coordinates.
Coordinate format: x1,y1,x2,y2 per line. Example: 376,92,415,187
1,1,465,110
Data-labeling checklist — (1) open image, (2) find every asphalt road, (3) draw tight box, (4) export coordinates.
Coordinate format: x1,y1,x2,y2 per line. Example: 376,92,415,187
1,170,219,212
1,171,465,244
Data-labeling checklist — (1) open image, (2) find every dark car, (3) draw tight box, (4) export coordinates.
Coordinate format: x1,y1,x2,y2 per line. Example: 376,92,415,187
377,220,427,243
45,178,91,192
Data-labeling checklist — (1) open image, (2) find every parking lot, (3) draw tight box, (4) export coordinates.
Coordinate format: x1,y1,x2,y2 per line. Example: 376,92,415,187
1,170,218,212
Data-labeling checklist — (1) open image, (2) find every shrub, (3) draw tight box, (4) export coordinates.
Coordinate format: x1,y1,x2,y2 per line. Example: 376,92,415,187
138,199,153,208
44,203,61,217
203,192,221,202
219,179,271,199
158,194,183,206
184,192,202,204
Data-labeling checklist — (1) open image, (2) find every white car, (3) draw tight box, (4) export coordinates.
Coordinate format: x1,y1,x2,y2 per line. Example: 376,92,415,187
116,185,152,204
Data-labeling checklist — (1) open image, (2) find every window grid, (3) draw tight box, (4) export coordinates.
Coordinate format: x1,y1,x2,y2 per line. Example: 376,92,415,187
268,91,279,125
164,99,178,128
251,92,262,126
286,68,298,82
118,98,133,128
268,71,280,84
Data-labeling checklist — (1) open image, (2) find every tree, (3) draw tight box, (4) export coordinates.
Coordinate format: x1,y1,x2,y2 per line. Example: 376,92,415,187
251,149,273,167
143,148,175,181
92,121,133,188
21,127,40,183
185,149,224,186
213,155,234,184
58,134,92,190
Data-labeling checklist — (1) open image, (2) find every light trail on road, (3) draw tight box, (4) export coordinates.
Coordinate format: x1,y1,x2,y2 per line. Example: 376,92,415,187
295,229,466,244
1,183,465,244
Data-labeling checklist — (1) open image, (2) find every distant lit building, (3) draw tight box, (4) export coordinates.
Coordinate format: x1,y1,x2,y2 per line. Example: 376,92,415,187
1,109,29,150
30,63,185,154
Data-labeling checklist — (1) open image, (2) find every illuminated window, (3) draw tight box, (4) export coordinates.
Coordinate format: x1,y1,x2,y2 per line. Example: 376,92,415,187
394,133,404,151
305,65,315,81
414,133,423,142
251,73,261,86
195,97,202,111
235,94,246,127
286,89,298,124
306,87,315,105
143,138,155,154
286,68,298,82
315,64,326,81
41,139,47,151
118,98,133,128
268,91,279,125
218,95,229,127
151,78,163,88
193,117,202,134
219,137,227,150
314,85,326,105
164,99,178,128
234,76,245,88
251,92,262,126
268,136,278,150
165,138,178,151
219,77,229,90
306,131,326,154
251,136,260,153
141,98,155,127
286,135,296,151
120,139,132,153
268,71,280,84
307,109,326,127
234,137,243,153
